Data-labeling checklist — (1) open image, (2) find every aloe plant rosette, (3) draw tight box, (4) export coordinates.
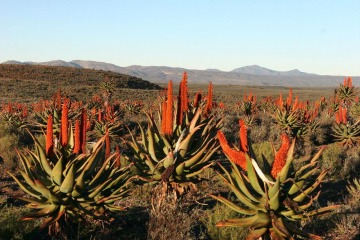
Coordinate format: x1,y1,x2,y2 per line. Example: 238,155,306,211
9,110,132,236
211,120,339,239
126,76,222,203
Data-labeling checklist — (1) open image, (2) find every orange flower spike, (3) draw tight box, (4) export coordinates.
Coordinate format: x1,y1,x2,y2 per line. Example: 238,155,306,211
278,93,283,108
239,119,248,153
165,81,173,135
313,108,319,119
271,134,291,178
205,82,213,113
248,91,253,101
161,100,167,134
343,77,348,87
292,96,299,111
60,100,69,147
81,109,87,154
73,119,81,154
286,88,293,107
194,91,202,107
217,131,247,170
337,106,344,124
348,77,353,88
342,107,347,124
21,105,28,118
218,102,225,109
181,71,189,112
45,115,54,156
176,77,184,125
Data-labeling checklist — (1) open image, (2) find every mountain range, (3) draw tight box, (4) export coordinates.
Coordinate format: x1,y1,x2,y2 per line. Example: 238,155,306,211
3,60,359,87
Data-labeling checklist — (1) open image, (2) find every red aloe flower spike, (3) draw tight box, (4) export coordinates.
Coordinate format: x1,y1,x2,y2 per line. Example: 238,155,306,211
248,91,253,101
60,99,69,147
164,81,173,135
292,96,299,111
286,88,293,108
194,91,202,107
81,108,87,154
205,82,213,113
217,131,247,170
73,119,81,154
337,106,343,124
181,71,189,112
278,94,283,108
161,100,167,134
46,115,54,156
21,105,28,118
176,72,189,125
239,119,248,153
271,134,291,178
342,107,347,124
7,103,12,113
176,78,183,125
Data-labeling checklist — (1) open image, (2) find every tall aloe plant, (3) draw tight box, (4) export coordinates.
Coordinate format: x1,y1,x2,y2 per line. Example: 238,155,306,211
212,120,339,239
126,75,222,208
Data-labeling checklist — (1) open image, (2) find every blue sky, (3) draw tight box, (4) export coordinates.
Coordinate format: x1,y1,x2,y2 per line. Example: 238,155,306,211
1,1,359,75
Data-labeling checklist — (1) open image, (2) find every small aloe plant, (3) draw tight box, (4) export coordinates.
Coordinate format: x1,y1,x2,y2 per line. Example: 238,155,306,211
332,105,360,147
211,120,339,239
8,107,132,237
337,77,356,106
274,89,319,139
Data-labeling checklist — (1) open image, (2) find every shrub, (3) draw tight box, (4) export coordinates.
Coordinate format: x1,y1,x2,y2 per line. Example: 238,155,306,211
200,203,248,240
320,143,347,180
0,122,20,171
0,205,43,240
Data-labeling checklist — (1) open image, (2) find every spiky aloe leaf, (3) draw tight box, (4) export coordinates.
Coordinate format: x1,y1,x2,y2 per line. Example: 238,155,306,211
21,204,59,220
278,139,296,183
216,173,263,210
245,156,265,196
210,195,256,215
59,163,75,193
217,212,270,228
51,156,63,186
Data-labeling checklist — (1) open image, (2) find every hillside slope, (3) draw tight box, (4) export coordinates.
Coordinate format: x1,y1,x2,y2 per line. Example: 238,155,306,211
0,64,161,102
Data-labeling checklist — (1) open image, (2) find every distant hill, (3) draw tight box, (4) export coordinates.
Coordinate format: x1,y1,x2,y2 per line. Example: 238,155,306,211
0,64,162,102
0,64,161,90
231,65,311,76
2,60,359,87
